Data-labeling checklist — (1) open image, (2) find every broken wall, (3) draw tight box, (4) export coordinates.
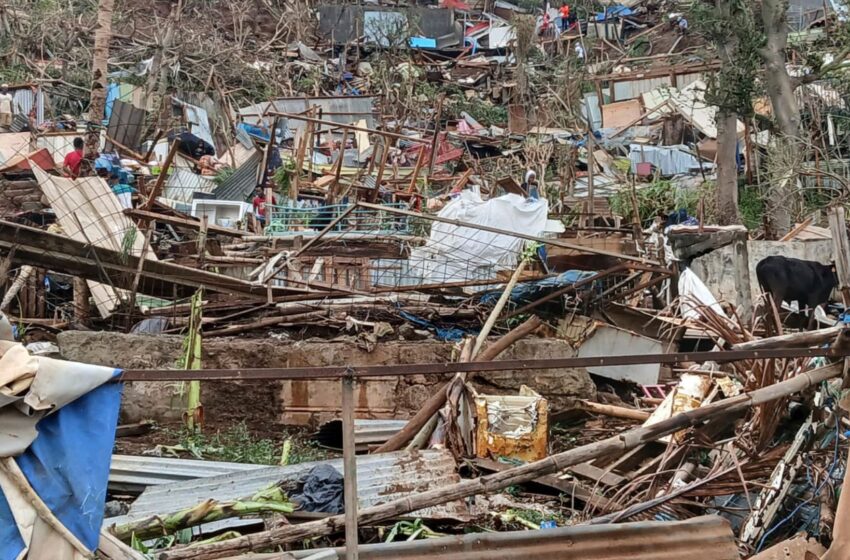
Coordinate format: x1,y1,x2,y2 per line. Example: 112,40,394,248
0,179,43,216
56,332,595,428
691,239,833,307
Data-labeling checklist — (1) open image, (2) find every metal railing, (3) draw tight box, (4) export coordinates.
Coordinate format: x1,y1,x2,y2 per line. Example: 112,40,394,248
265,203,412,236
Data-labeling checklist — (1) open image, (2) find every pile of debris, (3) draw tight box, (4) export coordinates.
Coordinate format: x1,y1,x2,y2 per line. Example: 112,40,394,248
0,0,849,558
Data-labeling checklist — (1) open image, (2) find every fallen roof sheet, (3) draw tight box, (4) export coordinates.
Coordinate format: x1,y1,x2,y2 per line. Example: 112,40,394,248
105,100,147,153
312,418,408,451
34,167,158,318
213,150,262,201
107,449,469,526
277,515,739,560
109,454,262,493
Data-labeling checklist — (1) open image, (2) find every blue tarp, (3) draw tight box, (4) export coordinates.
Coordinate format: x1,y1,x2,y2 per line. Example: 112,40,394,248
479,269,598,306
0,369,122,559
398,310,472,342
596,5,633,20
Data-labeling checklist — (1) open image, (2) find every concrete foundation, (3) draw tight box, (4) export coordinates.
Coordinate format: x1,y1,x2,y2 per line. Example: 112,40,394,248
57,332,596,428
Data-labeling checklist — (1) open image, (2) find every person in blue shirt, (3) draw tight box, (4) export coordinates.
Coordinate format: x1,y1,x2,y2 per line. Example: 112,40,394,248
109,170,135,209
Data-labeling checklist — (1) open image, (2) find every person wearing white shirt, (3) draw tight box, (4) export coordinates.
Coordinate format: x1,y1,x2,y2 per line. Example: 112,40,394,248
0,85,14,128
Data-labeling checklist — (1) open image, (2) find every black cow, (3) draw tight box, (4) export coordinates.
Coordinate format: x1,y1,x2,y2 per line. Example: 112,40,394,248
755,256,836,322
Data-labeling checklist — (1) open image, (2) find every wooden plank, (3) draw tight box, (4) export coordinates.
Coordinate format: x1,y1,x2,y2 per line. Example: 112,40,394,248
566,462,627,487
124,209,246,237
143,140,179,211
342,376,359,560
601,99,643,129
828,205,850,305
99,529,148,560
473,458,622,511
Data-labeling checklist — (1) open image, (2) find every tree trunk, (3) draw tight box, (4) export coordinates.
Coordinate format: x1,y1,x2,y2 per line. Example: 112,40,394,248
761,0,801,138
761,0,801,237
715,109,741,225
86,0,114,158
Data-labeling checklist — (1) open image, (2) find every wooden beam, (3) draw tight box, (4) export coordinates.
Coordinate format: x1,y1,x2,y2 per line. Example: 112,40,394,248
124,209,246,237
269,112,431,144
342,376,359,560
143,140,179,211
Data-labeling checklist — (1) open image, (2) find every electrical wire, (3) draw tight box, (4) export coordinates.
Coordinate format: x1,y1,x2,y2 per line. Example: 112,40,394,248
756,413,843,552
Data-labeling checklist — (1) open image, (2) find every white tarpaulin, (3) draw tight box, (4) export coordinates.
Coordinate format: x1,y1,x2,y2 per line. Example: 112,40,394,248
408,192,548,284
33,168,157,318
679,267,727,320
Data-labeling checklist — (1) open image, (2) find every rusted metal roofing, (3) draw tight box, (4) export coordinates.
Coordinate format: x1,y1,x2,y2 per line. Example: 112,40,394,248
105,100,147,153
312,418,407,451
107,449,469,527
283,515,739,560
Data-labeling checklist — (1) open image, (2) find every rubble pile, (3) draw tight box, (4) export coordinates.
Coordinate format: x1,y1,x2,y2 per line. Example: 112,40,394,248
0,0,849,558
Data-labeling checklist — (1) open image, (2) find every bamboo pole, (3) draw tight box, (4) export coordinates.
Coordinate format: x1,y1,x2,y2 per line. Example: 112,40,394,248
578,400,652,421
731,326,844,351
143,140,179,211
373,314,541,453
157,358,845,560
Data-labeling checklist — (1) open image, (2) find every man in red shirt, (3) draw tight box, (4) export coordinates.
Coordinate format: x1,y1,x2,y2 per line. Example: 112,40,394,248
62,137,84,179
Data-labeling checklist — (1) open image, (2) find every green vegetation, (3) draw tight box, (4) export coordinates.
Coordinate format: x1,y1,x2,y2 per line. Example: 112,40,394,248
161,422,330,466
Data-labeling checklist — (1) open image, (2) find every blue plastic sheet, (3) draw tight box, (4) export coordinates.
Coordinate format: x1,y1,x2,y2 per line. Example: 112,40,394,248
596,5,633,20
479,270,597,307
398,310,471,342
0,369,122,558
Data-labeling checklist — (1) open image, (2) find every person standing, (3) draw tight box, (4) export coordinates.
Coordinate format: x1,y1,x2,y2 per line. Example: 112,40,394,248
677,16,688,35
0,85,13,129
574,42,585,62
109,171,134,209
252,186,269,226
63,137,85,179
559,4,570,32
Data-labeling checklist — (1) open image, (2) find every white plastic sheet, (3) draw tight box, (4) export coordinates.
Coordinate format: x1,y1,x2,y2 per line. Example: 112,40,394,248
678,267,727,320
408,192,548,285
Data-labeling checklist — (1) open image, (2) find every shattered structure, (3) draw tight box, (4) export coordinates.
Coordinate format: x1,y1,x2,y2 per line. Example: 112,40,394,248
0,0,849,558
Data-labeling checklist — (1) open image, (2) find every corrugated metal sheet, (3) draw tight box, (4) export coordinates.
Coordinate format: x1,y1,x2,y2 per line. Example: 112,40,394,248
36,131,105,165
284,515,739,560
610,72,706,102
108,449,468,526
238,96,377,135
163,168,217,204
213,150,262,201
109,454,262,493
313,419,407,451
11,87,45,125
105,100,147,153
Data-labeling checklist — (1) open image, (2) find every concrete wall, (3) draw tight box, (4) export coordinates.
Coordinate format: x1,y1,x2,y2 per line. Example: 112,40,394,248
691,239,833,307
57,332,595,428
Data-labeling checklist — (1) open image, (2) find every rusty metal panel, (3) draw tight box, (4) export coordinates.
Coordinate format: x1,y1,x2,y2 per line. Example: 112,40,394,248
109,449,470,527
475,389,548,462
105,100,147,153
289,515,739,560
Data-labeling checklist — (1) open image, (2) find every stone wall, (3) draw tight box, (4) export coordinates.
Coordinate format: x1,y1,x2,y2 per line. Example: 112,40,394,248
691,239,833,307
57,332,596,428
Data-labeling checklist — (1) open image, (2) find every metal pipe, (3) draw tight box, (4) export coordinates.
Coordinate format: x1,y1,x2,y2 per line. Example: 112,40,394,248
118,346,850,382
